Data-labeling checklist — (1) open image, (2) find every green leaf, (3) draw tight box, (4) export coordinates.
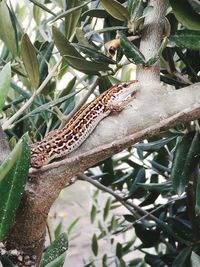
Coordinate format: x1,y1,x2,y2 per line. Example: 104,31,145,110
52,26,83,58
33,3,42,25
0,256,15,267
75,27,93,47
195,172,200,214
54,221,63,239
103,197,112,221
128,0,142,20
134,136,176,152
128,168,146,197
38,42,54,84
67,217,80,235
170,30,200,50
101,0,130,21
21,34,40,88
0,0,18,56
90,205,97,224
169,0,200,30
171,133,194,195
81,9,109,19
51,1,90,22
119,33,145,64
116,243,123,258
154,217,187,244
85,26,128,39
40,233,68,267
138,181,172,192
189,0,200,12
58,77,76,98
172,247,192,267
29,0,56,16
73,43,116,64
146,37,168,65
91,234,98,256
0,133,30,240
15,89,81,124
145,253,166,267
64,55,111,74
150,160,170,174
190,252,200,267
64,0,84,39
181,132,200,184
0,63,11,111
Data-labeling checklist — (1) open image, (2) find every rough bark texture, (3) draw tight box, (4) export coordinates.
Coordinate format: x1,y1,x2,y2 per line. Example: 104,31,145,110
3,0,200,266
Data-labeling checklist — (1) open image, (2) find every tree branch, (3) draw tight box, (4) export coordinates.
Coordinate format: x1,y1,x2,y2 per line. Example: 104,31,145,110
137,0,168,84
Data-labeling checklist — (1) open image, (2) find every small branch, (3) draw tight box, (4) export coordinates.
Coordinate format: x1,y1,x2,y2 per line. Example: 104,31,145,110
77,173,162,222
132,195,186,225
2,58,62,130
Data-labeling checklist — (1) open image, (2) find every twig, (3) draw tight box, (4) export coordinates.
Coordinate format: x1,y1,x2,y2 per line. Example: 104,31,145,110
77,173,160,222
2,58,62,130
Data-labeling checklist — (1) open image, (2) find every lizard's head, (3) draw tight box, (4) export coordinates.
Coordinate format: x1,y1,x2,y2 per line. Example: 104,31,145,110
104,80,138,105
30,144,50,168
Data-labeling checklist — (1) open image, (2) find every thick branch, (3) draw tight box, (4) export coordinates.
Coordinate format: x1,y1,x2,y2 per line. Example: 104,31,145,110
137,0,168,83
5,81,200,265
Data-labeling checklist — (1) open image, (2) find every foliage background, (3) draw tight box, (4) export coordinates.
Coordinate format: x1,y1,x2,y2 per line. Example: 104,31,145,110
0,0,200,266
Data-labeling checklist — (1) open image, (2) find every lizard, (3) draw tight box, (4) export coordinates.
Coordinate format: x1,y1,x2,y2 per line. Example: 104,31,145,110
30,80,138,168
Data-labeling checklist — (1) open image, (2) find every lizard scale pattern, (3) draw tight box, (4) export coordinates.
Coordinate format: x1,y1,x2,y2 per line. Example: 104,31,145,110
30,80,138,168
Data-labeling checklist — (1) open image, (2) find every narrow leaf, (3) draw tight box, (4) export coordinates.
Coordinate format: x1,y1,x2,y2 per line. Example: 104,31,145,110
90,205,97,224
40,233,68,267
0,134,30,240
128,168,146,197
171,133,194,195
21,34,39,88
64,55,111,74
101,0,130,21
103,197,112,221
169,0,200,30
51,1,90,22
181,132,200,186
190,252,200,267
92,234,98,256
170,30,200,50
0,1,17,56
15,89,81,124
81,9,109,19
128,0,142,20
154,217,187,244
134,136,176,152
29,0,56,16
119,33,145,64
172,247,192,267
64,0,84,39
38,42,54,83
0,63,11,111
52,26,83,58
73,43,116,64
195,173,200,214
138,181,172,192
67,217,80,235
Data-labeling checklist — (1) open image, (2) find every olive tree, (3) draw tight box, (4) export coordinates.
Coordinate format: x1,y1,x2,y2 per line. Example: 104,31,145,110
0,0,200,266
